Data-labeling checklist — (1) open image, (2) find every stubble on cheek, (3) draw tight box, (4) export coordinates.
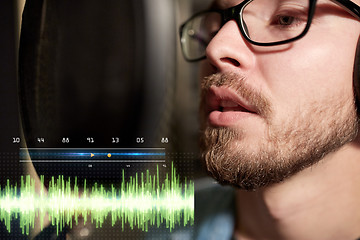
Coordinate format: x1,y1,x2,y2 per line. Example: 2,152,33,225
200,73,359,191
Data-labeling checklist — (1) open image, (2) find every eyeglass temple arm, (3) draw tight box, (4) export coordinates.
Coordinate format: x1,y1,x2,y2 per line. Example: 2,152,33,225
331,0,360,20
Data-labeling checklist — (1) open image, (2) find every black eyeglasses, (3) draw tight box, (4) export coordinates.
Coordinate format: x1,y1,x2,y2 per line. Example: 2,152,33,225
179,0,360,61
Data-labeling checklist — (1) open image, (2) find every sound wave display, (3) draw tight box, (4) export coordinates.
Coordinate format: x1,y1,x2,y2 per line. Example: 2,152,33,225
0,163,194,236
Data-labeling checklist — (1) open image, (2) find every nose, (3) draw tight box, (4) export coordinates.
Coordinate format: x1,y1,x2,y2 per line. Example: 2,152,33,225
205,20,255,74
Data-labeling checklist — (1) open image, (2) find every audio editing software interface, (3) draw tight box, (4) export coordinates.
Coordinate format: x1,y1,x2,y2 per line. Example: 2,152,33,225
2,145,194,239
0,1,197,239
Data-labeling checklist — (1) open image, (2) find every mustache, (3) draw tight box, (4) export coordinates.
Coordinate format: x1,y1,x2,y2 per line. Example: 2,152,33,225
201,72,272,117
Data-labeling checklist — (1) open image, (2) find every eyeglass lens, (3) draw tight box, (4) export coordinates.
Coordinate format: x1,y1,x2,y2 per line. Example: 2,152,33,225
181,0,310,60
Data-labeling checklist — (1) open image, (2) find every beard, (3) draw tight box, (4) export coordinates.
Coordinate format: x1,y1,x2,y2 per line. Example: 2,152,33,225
200,73,359,191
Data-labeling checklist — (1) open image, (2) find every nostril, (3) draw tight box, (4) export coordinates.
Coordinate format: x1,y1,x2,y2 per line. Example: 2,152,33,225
220,57,240,67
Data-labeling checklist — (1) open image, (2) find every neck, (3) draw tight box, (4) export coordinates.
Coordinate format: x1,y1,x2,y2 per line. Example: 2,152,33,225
234,141,360,240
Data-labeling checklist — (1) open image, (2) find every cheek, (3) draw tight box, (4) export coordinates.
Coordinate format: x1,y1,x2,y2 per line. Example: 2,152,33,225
258,39,355,113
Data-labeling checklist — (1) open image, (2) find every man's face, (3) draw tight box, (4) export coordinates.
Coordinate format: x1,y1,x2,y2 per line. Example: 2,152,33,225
200,0,360,190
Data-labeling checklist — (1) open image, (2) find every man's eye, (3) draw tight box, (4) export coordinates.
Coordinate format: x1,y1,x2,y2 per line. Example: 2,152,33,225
277,15,295,25
271,12,306,29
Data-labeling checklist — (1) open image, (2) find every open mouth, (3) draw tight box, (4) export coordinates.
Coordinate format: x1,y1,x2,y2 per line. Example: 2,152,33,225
205,86,258,127
207,86,257,114
219,100,253,113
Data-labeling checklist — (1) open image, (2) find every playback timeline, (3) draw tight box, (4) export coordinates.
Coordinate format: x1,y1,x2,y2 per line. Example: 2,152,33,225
19,148,166,163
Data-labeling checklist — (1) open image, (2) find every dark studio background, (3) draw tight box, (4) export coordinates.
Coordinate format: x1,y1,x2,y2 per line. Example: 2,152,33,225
0,0,24,238
0,1,22,181
0,0,206,238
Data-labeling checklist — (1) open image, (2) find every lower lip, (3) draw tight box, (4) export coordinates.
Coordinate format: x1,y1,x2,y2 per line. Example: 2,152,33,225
208,110,256,127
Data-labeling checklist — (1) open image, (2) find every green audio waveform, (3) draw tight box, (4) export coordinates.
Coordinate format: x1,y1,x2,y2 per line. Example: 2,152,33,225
0,163,194,236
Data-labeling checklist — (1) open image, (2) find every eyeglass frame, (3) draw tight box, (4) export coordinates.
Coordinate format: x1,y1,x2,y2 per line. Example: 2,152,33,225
179,0,360,62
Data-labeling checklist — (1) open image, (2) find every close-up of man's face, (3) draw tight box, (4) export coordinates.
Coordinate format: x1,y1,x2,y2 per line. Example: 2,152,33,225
2,0,360,238
191,0,360,190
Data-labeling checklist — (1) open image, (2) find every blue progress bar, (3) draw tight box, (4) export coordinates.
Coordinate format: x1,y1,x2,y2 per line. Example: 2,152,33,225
20,148,165,161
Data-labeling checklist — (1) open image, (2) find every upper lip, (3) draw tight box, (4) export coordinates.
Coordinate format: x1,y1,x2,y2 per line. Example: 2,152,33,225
206,86,258,114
